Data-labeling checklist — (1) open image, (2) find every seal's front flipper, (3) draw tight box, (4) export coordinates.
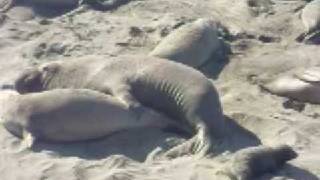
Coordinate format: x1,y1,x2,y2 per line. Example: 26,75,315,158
22,131,36,149
115,87,147,118
295,67,320,83
145,147,165,162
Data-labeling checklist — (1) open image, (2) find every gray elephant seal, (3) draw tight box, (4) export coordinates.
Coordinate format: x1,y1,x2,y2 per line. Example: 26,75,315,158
262,67,320,104
14,55,225,156
149,18,221,68
225,145,297,180
298,0,320,41
0,89,174,147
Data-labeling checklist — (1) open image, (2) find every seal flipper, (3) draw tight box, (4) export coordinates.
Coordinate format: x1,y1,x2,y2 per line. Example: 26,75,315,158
115,87,148,119
295,67,320,83
22,131,36,148
162,127,212,159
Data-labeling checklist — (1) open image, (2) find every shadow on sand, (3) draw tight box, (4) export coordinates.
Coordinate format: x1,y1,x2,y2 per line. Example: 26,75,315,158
259,164,319,180
31,115,262,162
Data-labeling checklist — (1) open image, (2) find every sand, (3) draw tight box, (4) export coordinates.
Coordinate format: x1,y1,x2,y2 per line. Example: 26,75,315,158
0,0,319,179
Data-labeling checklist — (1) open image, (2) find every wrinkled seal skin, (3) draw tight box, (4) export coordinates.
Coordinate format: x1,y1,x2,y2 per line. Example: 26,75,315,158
0,89,174,146
0,0,15,12
225,145,297,180
14,55,226,156
149,18,221,68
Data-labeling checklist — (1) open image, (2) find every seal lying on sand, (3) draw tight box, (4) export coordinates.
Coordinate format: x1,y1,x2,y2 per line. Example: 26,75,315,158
149,18,221,68
262,67,320,104
223,145,297,180
14,55,226,157
297,0,320,42
0,89,174,147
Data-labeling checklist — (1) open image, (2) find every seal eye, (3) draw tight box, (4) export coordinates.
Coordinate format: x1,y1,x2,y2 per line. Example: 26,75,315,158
41,63,60,74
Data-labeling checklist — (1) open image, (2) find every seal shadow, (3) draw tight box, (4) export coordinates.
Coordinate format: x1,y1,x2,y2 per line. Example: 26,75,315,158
213,115,262,154
31,115,263,162
259,164,319,180
15,1,77,18
280,164,319,180
31,115,262,161
31,128,188,162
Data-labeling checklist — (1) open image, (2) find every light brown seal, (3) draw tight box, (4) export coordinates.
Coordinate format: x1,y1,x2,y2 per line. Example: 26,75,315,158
0,89,174,147
149,18,221,68
262,67,320,104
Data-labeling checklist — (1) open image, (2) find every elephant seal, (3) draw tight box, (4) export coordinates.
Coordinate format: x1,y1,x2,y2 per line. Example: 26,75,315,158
149,18,221,68
14,55,226,156
262,67,320,104
0,89,174,147
224,145,297,180
298,0,320,41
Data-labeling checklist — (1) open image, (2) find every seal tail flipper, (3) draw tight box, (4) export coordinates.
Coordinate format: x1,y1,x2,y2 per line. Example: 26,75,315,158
145,147,165,163
162,128,212,159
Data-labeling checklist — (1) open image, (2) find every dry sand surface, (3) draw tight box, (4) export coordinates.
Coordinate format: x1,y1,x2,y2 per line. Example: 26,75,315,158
0,0,320,179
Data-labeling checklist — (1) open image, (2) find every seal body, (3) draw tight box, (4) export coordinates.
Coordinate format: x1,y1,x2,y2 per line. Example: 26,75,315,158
149,18,221,68
15,55,225,156
0,89,173,145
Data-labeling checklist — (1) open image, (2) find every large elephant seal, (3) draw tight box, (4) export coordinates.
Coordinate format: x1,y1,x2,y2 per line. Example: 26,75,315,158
14,55,226,156
224,145,297,180
149,18,221,68
0,89,175,147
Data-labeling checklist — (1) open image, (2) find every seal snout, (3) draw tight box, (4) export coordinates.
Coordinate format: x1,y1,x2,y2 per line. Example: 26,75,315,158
273,144,298,164
15,68,43,94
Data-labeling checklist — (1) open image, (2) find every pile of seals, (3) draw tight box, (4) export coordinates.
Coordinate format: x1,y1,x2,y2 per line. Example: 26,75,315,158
0,18,297,179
